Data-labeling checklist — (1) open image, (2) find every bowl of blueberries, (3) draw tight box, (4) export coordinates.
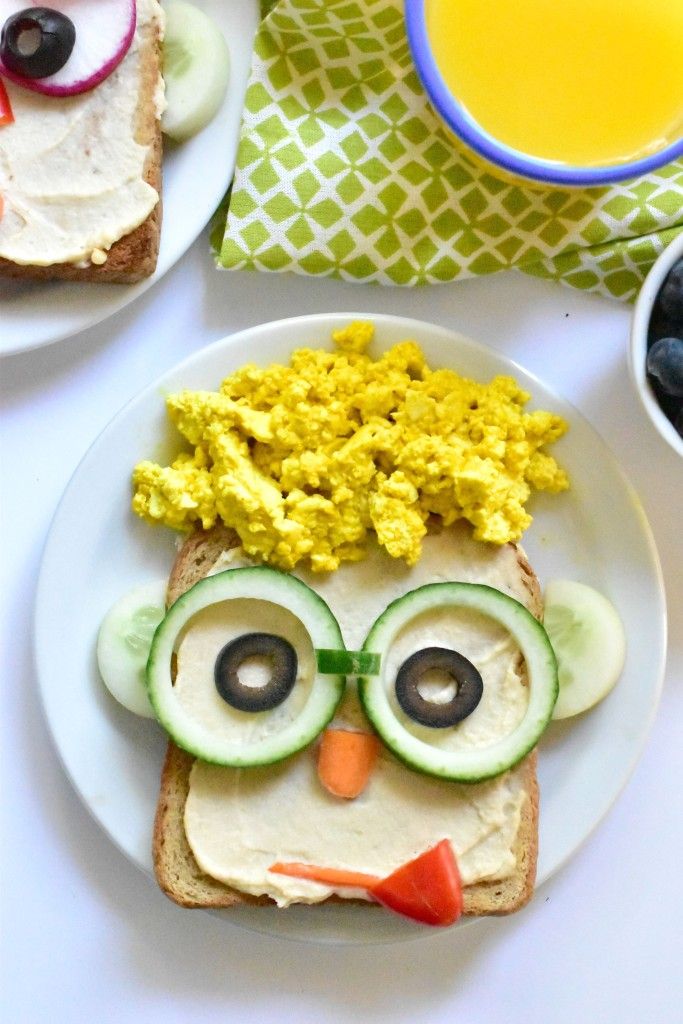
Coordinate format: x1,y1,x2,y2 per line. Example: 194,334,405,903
630,232,683,457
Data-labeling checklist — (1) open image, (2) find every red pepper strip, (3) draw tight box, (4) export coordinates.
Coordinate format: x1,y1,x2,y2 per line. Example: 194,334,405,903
371,840,463,927
0,78,14,126
269,862,381,890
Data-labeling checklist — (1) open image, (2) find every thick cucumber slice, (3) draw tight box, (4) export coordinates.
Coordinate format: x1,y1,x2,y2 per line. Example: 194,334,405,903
358,583,558,783
146,567,346,766
543,580,626,719
97,580,167,718
162,0,230,142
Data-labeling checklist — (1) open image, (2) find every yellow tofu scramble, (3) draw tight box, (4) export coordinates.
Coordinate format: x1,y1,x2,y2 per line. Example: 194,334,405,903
132,322,568,571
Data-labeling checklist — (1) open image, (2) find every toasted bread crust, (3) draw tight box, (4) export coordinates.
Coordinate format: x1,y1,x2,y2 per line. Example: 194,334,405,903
153,741,272,908
153,526,541,916
0,16,163,284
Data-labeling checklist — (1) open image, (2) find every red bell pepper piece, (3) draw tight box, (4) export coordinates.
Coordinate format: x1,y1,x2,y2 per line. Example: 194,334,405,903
0,78,14,126
370,839,463,927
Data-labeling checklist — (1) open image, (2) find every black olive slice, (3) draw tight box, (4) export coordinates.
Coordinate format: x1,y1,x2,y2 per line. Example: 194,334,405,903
214,633,298,713
394,647,483,728
1,8,75,79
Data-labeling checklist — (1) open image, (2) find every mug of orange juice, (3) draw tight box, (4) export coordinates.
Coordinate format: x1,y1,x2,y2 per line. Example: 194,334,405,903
406,0,683,187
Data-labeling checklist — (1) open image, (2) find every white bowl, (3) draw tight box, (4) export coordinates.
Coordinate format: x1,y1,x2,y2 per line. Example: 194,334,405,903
629,233,683,457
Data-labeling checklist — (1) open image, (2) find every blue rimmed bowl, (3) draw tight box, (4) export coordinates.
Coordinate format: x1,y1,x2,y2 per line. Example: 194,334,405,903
405,0,683,188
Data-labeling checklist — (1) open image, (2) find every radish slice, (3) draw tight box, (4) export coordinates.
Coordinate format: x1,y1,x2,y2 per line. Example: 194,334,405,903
0,0,137,96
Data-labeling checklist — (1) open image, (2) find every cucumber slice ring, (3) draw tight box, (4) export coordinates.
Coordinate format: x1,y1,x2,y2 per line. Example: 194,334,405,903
147,567,346,767
359,583,558,783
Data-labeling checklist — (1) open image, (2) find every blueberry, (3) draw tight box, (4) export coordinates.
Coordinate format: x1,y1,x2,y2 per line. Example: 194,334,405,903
648,309,682,344
646,337,683,397
674,405,683,439
654,258,683,323
653,385,683,430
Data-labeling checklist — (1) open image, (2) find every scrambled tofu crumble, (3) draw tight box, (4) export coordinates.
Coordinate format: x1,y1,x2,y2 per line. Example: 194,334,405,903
132,322,568,571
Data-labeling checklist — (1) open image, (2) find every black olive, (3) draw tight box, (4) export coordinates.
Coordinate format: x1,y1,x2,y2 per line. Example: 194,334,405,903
1,7,75,79
394,647,483,728
214,633,298,713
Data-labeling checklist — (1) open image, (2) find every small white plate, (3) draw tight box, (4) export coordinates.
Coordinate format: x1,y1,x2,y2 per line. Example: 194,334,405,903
0,0,259,357
34,313,666,944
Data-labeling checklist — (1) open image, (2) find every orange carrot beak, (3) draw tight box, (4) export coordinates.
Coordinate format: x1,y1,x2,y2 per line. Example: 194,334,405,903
317,727,380,799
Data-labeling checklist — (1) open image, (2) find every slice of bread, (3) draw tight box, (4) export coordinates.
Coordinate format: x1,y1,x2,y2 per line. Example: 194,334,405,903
0,7,163,284
153,525,540,917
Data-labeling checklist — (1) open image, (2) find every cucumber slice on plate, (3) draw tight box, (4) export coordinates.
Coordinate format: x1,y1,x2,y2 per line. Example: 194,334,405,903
358,583,559,783
97,579,167,717
543,579,626,719
147,567,347,766
162,0,230,142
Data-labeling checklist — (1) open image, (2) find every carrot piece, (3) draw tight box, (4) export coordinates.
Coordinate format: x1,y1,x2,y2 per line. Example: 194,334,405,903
317,727,381,799
269,862,381,890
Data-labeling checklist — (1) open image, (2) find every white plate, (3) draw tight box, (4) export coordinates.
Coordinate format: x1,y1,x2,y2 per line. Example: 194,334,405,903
0,0,259,357
34,313,667,945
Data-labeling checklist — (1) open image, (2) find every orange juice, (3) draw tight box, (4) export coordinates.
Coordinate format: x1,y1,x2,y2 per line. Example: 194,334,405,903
426,0,683,166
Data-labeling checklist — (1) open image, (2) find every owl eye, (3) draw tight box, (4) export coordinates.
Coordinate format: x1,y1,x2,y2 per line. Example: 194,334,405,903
394,647,483,728
358,583,559,783
147,567,348,767
214,632,299,713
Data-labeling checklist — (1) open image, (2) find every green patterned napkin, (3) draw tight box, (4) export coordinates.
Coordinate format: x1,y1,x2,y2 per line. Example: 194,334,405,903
216,0,683,301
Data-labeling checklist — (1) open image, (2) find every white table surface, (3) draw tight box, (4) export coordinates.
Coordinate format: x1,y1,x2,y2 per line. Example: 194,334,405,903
2,237,682,1024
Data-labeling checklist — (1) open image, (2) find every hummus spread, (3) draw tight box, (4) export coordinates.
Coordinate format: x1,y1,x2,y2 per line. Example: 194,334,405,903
0,0,164,267
183,526,532,906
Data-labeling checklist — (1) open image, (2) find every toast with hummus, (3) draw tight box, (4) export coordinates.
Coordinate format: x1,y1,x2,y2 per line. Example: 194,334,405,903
0,0,164,283
152,522,541,917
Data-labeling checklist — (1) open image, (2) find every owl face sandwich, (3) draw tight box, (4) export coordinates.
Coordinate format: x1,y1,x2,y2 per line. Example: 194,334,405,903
146,519,555,926
91,321,589,928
